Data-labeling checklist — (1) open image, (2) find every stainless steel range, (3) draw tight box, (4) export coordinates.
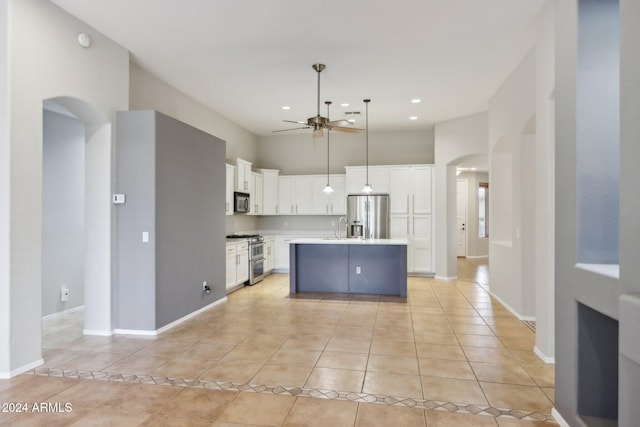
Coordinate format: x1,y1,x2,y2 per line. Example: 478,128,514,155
226,234,264,285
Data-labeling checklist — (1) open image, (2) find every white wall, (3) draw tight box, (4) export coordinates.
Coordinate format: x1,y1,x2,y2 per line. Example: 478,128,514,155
1,0,129,377
42,110,85,317
434,112,489,279
534,0,555,361
129,63,258,164
487,47,537,320
257,129,434,174
0,0,11,376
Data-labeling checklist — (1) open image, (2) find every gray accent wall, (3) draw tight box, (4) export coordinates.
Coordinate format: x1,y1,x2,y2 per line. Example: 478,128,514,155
116,111,226,331
42,110,85,317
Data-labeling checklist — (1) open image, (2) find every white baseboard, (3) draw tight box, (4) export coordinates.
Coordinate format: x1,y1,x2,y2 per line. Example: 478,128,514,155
42,305,84,321
534,346,555,364
83,329,114,336
0,358,44,379
466,255,489,259
114,297,228,337
487,290,536,321
551,408,570,427
434,275,457,281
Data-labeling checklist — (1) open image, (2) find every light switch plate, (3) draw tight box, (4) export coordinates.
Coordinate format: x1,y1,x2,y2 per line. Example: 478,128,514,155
113,194,126,204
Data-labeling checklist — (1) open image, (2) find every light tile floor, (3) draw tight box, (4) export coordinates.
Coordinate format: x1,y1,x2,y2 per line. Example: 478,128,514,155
0,258,556,426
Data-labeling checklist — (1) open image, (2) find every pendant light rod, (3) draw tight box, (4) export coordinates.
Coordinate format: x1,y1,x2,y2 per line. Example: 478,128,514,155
363,99,372,193
323,100,334,194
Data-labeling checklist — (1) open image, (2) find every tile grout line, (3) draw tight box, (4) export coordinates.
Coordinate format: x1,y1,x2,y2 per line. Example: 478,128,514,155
27,367,556,423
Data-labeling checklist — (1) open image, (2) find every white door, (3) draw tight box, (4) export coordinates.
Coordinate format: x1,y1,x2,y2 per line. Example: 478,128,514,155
456,179,467,257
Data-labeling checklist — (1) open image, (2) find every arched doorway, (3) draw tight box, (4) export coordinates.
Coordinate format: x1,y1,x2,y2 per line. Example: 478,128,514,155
42,96,113,337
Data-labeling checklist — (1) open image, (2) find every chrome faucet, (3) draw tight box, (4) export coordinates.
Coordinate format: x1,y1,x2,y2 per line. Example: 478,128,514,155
336,216,347,240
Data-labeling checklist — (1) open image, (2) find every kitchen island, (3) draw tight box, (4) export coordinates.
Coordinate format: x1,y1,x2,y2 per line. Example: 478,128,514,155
289,238,408,297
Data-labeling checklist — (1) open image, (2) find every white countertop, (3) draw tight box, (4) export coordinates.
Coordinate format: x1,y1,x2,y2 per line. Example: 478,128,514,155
290,238,409,246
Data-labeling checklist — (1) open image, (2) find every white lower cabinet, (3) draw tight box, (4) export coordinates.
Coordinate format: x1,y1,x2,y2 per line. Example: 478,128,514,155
275,236,294,271
264,236,275,273
226,241,249,293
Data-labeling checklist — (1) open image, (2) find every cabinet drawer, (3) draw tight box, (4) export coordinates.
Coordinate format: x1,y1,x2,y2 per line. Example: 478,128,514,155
236,242,249,251
226,244,236,255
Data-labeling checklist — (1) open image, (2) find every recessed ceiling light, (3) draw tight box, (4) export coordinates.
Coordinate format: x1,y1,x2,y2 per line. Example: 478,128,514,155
341,103,349,107
282,106,290,110
411,98,421,104
409,116,418,120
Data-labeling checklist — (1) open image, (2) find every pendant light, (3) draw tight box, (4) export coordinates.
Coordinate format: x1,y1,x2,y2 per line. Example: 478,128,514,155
362,99,373,193
323,101,334,194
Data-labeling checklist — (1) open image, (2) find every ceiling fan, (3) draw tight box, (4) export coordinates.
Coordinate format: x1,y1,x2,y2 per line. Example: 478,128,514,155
273,63,363,138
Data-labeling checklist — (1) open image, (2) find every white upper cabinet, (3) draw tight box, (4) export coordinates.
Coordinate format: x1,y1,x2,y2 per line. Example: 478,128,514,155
345,166,389,194
235,158,252,193
225,164,235,216
294,176,315,214
259,169,279,215
277,175,316,215
278,176,296,215
251,172,263,215
389,167,411,214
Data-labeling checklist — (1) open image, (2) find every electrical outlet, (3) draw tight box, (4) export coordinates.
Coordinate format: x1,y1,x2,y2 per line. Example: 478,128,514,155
60,285,70,302
356,266,361,274
202,281,211,295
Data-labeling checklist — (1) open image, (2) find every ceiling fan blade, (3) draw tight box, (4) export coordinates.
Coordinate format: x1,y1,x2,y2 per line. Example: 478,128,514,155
328,119,353,127
272,126,311,133
283,120,307,125
331,126,364,133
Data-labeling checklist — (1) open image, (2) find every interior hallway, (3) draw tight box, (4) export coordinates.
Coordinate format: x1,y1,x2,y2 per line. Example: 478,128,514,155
0,258,555,426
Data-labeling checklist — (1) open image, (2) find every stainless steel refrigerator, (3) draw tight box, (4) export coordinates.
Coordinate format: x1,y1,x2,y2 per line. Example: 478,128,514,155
346,193,390,239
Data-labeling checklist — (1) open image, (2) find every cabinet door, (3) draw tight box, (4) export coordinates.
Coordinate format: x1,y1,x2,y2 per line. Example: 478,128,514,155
276,237,294,270
294,176,315,214
411,167,432,215
226,164,235,216
251,172,263,215
278,176,296,215
261,170,279,215
236,159,252,192
225,245,237,290
346,167,366,194
312,175,330,214
264,240,274,272
329,175,346,215
411,214,433,272
389,167,410,215
236,243,249,284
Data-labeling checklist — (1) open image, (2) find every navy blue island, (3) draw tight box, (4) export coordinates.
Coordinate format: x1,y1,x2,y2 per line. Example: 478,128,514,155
289,238,409,297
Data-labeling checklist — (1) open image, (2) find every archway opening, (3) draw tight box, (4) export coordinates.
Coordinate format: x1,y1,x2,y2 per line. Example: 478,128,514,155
41,97,113,347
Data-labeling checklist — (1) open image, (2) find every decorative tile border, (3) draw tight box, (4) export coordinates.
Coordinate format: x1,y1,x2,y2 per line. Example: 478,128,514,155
523,320,536,332
30,367,556,423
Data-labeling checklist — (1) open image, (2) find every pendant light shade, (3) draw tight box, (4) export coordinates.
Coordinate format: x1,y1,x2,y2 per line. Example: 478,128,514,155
323,101,334,194
362,99,372,193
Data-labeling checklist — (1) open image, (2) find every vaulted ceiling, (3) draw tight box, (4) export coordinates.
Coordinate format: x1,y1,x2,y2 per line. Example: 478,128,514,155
51,0,545,136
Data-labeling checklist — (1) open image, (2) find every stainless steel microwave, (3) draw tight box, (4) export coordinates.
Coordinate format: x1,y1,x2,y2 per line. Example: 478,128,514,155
234,191,250,213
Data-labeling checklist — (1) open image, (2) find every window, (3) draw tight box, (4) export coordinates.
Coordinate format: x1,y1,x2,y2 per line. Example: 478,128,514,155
478,183,489,238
